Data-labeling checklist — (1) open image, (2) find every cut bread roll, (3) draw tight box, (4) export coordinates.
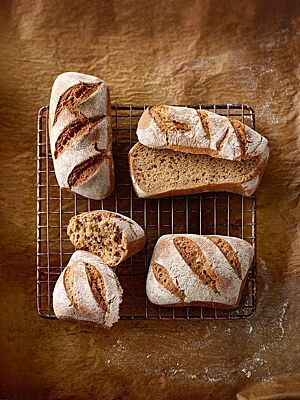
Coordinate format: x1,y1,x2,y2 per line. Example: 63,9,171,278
137,105,269,161
146,234,254,308
67,210,145,268
53,250,123,328
129,142,269,198
49,72,114,200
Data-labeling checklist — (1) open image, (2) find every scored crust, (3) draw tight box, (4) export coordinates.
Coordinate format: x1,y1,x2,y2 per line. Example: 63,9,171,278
49,72,114,200
137,105,269,162
146,234,254,309
53,250,123,328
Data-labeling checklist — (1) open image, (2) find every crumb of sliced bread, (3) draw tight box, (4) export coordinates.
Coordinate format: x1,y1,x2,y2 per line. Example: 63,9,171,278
67,211,126,267
129,142,268,198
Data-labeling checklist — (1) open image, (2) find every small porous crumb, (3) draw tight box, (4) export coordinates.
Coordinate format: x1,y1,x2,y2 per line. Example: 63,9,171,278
130,142,264,197
67,211,127,266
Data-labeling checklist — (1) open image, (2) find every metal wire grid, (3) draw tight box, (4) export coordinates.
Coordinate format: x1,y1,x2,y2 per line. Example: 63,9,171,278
37,104,256,320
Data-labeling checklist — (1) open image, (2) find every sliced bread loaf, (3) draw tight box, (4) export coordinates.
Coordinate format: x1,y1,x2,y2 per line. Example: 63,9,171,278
53,250,123,327
129,142,269,198
146,234,253,308
67,210,145,268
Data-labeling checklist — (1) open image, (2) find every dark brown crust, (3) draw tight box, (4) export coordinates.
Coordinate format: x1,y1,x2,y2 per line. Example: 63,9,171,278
150,105,190,136
153,267,251,310
152,262,185,301
173,236,219,293
122,235,146,263
53,82,102,125
63,265,79,309
128,142,269,199
54,116,104,159
138,107,268,162
197,109,211,140
216,127,231,151
67,153,107,188
206,235,242,279
229,118,248,159
84,262,108,316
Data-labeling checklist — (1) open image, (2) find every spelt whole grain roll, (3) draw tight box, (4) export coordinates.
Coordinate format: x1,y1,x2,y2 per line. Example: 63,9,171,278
53,250,123,328
67,210,145,268
146,234,254,308
49,72,114,200
137,105,269,161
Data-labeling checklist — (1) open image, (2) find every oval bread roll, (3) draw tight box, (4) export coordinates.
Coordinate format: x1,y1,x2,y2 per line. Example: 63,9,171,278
137,105,269,161
49,72,114,200
67,210,145,268
146,234,254,309
53,250,123,328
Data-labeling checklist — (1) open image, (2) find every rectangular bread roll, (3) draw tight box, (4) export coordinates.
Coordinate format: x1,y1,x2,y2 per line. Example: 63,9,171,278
146,234,254,309
137,105,269,161
53,250,123,328
49,72,114,200
129,142,269,198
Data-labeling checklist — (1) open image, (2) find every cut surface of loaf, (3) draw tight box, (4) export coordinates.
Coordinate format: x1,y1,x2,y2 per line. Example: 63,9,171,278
49,72,114,200
67,210,145,268
129,142,269,198
53,250,123,327
146,234,254,308
137,105,269,161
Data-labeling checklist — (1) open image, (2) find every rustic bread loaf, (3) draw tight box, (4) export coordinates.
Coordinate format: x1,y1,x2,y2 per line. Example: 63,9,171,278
129,142,269,198
53,250,123,327
67,210,145,268
146,234,253,308
49,72,114,200
137,105,269,161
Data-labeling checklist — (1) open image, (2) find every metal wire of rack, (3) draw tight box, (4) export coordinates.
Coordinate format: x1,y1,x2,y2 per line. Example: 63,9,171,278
37,104,257,320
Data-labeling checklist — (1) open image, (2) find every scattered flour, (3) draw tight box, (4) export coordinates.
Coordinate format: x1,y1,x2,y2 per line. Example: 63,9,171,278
242,368,252,379
278,300,289,338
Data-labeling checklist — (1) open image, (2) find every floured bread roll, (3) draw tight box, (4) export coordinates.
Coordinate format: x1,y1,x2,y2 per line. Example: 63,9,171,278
53,250,123,328
49,72,114,200
146,234,254,309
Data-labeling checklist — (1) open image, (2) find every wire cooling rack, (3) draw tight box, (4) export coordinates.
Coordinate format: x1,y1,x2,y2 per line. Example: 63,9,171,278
37,104,256,320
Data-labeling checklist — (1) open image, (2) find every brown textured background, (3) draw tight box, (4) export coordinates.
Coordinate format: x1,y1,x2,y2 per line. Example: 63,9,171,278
0,0,299,399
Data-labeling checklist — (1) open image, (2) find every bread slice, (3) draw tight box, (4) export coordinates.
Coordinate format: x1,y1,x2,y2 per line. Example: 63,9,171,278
129,142,269,198
67,210,145,268
137,105,269,161
146,234,254,308
53,250,123,327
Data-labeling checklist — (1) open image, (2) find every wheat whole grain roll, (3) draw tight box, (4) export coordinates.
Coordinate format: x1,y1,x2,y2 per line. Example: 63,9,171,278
146,234,254,309
67,210,145,268
53,250,123,328
49,72,114,200
137,105,269,161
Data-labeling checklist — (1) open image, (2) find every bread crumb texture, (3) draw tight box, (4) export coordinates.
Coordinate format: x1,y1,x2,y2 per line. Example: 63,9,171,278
130,142,263,196
67,211,127,267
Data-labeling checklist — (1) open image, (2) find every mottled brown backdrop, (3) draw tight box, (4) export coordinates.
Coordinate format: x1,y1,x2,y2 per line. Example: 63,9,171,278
0,0,299,399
